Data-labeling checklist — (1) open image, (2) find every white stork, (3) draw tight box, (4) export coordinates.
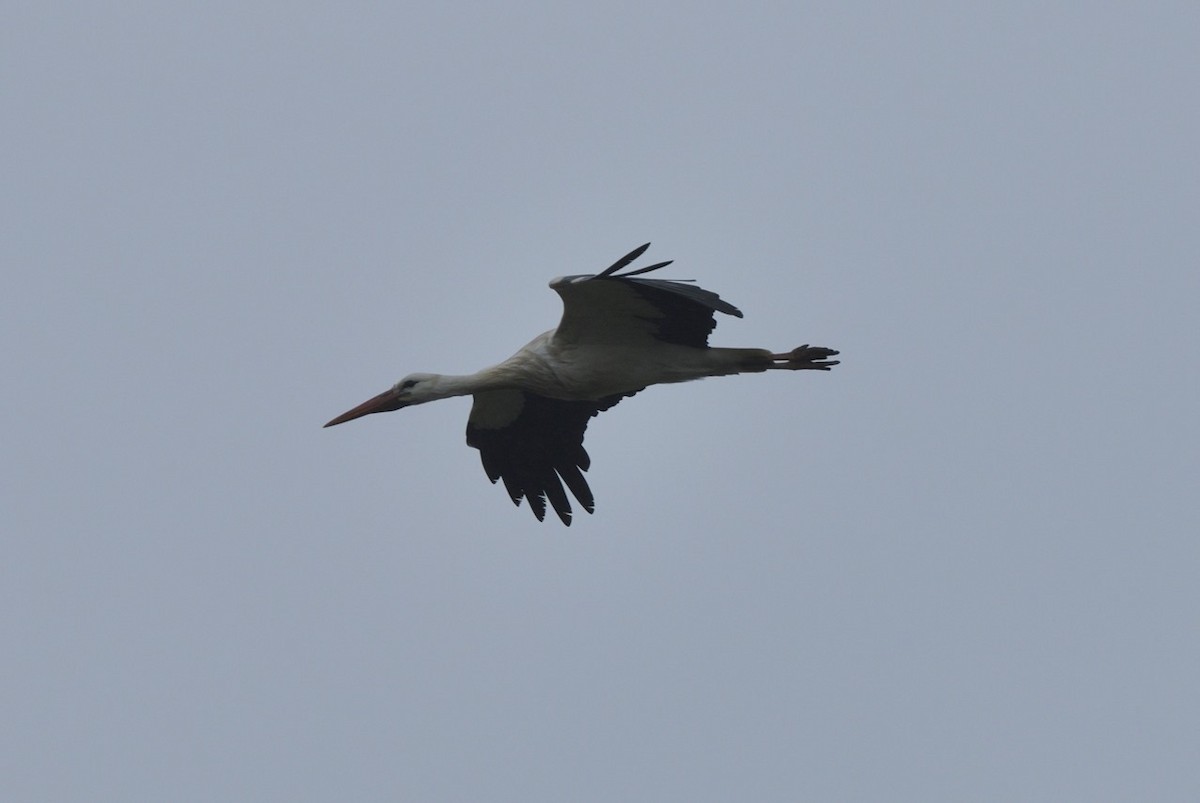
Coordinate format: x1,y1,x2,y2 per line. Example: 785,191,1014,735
325,243,839,525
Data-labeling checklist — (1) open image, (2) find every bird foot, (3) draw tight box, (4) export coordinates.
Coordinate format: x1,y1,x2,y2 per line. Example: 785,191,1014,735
771,345,840,370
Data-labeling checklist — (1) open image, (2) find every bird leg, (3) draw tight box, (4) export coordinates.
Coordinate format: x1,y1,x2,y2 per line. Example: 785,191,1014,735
769,345,840,371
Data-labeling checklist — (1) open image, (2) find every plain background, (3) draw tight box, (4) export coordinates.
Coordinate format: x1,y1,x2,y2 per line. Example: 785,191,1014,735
4,3,1198,801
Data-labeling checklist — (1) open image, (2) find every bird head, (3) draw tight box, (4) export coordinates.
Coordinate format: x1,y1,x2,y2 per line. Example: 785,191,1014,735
323,373,441,427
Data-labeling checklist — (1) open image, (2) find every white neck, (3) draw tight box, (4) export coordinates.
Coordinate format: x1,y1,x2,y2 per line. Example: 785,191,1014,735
421,368,513,400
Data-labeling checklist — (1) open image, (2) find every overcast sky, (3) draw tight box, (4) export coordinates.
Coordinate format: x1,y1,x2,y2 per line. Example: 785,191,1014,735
4,3,1198,801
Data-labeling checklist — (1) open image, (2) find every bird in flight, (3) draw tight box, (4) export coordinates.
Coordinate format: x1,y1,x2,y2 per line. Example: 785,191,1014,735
325,243,839,524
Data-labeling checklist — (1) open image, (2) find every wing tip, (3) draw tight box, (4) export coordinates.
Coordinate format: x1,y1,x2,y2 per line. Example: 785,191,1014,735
597,242,654,278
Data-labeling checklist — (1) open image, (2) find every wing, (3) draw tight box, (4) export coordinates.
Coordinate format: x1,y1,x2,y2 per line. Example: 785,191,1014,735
549,243,743,348
466,389,635,525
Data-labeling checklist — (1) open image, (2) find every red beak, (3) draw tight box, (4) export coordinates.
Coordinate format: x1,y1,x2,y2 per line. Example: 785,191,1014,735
324,388,408,428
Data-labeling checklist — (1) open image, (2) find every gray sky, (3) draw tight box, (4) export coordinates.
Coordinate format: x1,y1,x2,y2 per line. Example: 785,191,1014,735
4,3,1198,801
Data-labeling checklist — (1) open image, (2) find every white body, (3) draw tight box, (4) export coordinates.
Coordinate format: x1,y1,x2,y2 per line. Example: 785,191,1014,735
478,330,771,400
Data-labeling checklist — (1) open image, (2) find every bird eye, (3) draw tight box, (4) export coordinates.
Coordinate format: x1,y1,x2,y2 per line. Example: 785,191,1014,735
399,379,417,390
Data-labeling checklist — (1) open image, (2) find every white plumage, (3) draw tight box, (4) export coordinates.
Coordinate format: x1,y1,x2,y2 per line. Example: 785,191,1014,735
325,243,839,524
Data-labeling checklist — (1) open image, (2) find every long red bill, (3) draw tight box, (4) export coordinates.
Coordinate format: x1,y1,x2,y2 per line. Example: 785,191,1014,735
323,388,407,428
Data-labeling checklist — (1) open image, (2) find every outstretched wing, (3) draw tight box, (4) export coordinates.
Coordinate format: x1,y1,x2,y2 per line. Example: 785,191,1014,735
466,390,635,525
550,243,743,348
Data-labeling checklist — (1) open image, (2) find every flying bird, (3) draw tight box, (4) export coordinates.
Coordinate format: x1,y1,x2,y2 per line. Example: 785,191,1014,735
325,243,839,524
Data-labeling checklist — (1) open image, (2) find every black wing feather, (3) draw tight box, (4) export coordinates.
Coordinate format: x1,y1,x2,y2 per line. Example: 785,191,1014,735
597,243,652,278
622,279,729,347
466,391,635,525
554,244,743,348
